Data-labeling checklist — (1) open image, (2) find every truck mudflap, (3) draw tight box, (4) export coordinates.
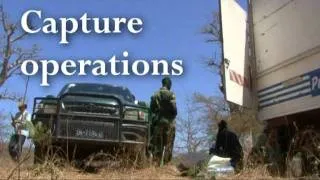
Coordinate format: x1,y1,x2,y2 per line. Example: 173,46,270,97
32,93,149,145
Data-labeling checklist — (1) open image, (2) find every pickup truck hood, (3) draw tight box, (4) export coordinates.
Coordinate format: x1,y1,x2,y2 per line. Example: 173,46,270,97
59,91,135,106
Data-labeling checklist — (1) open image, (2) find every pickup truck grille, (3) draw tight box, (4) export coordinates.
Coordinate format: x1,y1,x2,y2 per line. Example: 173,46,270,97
63,102,119,116
33,96,148,144
58,117,118,140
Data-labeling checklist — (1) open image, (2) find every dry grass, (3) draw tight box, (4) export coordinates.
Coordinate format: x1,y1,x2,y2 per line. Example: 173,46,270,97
1,163,187,180
2,146,317,179
0,147,188,180
0,151,286,180
220,166,273,180
1,166,187,180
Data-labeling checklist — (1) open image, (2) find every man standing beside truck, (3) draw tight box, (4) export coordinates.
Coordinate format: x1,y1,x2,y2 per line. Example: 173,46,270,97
150,77,177,166
9,101,31,161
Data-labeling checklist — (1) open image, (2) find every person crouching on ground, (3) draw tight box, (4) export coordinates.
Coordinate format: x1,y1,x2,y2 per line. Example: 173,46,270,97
211,120,243,172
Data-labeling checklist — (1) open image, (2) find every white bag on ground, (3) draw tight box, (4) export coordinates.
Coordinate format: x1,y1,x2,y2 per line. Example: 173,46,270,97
207,155,234,177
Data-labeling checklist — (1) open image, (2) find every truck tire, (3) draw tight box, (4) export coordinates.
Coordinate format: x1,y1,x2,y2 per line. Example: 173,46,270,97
34,144,47,164
137,144,148,168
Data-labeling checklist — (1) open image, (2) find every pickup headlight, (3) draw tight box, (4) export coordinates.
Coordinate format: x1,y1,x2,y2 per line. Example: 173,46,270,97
37,103,57,114
138,111,146,120
124,107,146,120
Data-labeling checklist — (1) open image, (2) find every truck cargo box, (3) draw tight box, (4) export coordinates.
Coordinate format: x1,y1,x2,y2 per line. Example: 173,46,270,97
220,0,320,121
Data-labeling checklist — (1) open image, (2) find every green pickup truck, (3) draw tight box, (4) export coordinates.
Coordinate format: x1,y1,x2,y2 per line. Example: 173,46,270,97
32,83,150,165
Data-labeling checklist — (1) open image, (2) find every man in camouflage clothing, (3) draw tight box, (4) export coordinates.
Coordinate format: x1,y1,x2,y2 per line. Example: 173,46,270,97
150,77,177,165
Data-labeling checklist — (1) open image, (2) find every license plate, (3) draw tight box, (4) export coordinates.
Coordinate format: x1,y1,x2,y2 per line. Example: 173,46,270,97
75,128,104,139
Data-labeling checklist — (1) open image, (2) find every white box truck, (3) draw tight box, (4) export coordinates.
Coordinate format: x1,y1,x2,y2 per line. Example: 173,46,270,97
218,0,320,176
221,0,320,130
220,0,320,175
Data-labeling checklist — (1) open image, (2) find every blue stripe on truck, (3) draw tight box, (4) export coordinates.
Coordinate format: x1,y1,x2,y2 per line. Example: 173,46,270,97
259,91,311,109
259,84,310,104
258,67,320,109
258,78,309,99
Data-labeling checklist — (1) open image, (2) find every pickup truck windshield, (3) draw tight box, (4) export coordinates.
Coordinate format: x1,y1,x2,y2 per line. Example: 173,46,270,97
58,83,135,103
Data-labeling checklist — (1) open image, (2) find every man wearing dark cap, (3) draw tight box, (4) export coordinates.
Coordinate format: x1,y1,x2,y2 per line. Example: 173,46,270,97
212,120,243,171
150,77,177,165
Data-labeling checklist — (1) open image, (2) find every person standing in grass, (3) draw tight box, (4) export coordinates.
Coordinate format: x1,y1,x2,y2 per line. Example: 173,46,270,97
9,101,31,161
150,77,177,165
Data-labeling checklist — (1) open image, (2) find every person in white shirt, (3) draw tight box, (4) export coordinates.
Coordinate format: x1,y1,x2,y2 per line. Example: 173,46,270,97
10,101,31,160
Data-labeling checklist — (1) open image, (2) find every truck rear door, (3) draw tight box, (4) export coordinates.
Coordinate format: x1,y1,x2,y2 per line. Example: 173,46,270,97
220,0,253,107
